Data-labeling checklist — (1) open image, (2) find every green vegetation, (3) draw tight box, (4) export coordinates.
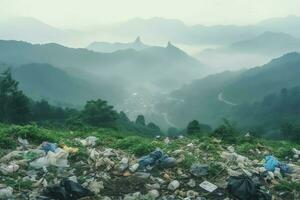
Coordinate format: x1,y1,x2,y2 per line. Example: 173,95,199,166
186,120,201,135
0,69,30,124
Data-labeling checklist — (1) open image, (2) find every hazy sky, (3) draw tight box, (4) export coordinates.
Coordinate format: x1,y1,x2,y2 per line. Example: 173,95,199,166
1,0,299,28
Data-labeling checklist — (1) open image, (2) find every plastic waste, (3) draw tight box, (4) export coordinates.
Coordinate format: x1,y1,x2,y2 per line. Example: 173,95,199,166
0,163,19,175
44,178,93,200
18,137,29,148
30,148,69,169
167,180,180,191
199,181,217,192
264,155,289,173
23,149,45,161
60,144,79,154
138,149,176,170
41,142,57,153
0,187,13,199
160,156,177,169
264,155,279,171
227,175,271,200
190,163,209,177
78,136,98,146
164,137,170,144
0,151,23,162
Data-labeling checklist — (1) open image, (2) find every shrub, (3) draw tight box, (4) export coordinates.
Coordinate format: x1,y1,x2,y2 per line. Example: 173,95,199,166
212,119,238,143
113,136,156,156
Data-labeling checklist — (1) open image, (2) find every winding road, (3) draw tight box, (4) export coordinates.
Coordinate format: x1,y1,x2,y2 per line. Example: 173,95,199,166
218,92,238,106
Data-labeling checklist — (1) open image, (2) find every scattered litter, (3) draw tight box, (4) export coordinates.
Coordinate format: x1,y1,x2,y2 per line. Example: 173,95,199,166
77,136,98,146
60,144,79,154
30,148,69,169
264,155,289,173
18,137,29,148
190,163,209,177
0,163,19,175
199,181,217,193
168,180,180,191
164,137,170,144
0,187,13,199
227,175,271,200
41,142,57,153
44,178,93,200
138,149,176,170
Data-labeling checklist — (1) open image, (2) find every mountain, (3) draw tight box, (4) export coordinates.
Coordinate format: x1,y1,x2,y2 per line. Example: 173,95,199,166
229,31,300,55
223,52,300,103
2,16,300,48
196,31,300,72
90,16,300,46
160,52,300,128
0,40,206,91
257,15,300,37
231,85,300,133
87,37,149,52
0,17,66,43
0,63,125,106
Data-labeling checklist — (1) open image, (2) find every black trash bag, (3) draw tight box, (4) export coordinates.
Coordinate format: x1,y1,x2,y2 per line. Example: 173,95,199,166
227,175,271,200
138,149,176,170
44,178,93,200
44,185,68,200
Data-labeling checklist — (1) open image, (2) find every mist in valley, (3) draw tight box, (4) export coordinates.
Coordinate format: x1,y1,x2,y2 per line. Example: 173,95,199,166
1,0,300,133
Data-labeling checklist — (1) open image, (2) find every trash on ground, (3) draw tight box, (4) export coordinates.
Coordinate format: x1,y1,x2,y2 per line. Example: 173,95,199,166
190,163,209,177
77,136,98,147
138,149,176,170
41,142,57,153
44,178,93,200
199,181,218,193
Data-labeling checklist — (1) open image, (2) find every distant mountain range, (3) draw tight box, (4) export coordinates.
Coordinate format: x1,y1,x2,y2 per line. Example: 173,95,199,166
0,40,205,89
87,36,150,53
0,17,76,44
87,15,300,46
196,31,300,72
3,15,300,47
229,31,300,55
0,39,205,108
160,52,300,127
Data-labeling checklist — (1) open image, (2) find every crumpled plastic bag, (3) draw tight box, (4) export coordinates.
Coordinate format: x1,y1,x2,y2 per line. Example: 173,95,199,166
60,144,79,154
18,137,29,148
0,149,45,165
41,142,57,153
44,178,93,200
30,148,69,169
190,163,209,177
138,149,176,170
76,136,98,147
0,187,13,199
227,175,271,200
264,155,289,173
0,163,19,175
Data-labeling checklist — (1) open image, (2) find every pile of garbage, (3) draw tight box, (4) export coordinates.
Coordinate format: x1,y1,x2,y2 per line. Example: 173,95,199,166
0,136,300,200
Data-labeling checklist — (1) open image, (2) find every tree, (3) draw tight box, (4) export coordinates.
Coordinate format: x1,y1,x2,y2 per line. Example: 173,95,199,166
147,122,161,132
80,99,118,127
135,115,146,126
212,119,238,143
0,69,30,123
186,120,201,135
280,122,300,142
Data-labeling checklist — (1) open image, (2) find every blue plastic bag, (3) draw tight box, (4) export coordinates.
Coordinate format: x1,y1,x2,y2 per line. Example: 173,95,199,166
264,155,279,171
264,155,289,173
41,142,57,153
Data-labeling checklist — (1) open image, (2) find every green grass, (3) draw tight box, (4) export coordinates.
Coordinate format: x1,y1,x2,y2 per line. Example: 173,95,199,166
274,180,300,192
